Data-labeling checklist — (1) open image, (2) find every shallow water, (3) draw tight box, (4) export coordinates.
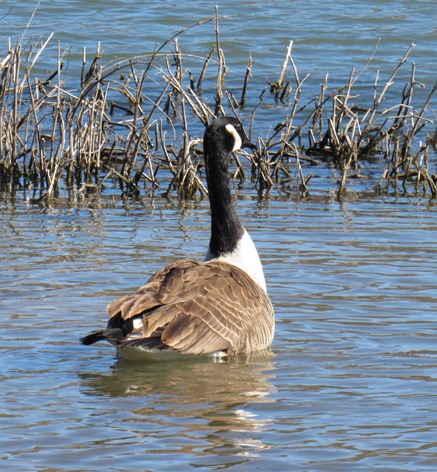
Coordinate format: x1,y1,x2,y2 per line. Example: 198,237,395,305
1,1,437,470
1,190,437,470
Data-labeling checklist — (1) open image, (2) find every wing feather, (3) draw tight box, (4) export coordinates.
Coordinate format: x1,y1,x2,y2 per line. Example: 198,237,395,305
106,259,274,355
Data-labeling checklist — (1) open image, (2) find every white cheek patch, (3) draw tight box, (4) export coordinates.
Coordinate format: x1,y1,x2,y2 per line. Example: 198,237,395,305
225,124,243,152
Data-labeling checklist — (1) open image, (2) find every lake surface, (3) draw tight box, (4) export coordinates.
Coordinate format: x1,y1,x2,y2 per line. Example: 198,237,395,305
2,191,437,471
1,1,437,471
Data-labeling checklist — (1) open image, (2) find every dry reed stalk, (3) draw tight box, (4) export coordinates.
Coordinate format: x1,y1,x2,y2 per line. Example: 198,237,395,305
240,52,252,107
270,40,293,101
1,18,435,200
214,5,226,116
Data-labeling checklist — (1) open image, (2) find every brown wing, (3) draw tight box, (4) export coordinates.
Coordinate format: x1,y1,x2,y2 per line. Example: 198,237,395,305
107,260,275,355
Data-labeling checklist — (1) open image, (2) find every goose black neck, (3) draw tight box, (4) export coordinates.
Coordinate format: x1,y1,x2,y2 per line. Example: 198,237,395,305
205,135,244,258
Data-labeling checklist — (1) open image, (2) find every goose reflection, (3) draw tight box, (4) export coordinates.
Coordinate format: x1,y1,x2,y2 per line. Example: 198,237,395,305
79,355,277,462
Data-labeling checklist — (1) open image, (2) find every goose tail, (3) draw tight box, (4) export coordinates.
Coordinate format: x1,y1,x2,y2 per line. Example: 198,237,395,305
80,328,123,346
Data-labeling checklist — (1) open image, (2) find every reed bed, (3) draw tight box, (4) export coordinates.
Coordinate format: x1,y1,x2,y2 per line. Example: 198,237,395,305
1,16,436,200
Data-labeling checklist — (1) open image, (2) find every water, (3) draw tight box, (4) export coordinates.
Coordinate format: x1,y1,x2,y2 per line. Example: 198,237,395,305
1,1,437,471
2,191,437,470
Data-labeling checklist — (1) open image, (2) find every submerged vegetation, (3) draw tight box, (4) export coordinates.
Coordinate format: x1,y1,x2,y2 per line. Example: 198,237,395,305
1,12,436,201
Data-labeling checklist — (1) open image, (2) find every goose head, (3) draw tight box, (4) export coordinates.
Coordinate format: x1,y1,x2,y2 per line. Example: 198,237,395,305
203,116,251,168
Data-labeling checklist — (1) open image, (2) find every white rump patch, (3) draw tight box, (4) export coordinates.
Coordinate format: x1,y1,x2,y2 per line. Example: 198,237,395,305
225,123,243,152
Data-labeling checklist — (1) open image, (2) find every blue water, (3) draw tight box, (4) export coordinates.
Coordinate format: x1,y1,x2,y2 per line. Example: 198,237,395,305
1,0,436,98
2,192,437,470
1,1,437,471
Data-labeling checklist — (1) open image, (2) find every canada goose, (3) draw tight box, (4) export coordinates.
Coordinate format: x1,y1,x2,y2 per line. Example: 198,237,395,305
81,116,274,356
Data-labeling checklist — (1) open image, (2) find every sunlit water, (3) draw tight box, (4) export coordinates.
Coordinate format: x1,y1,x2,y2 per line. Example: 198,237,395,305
1,1,437,471
1,190,437,471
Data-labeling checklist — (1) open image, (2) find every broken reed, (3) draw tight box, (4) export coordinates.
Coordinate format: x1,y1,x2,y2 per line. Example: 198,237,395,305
0,28,436,200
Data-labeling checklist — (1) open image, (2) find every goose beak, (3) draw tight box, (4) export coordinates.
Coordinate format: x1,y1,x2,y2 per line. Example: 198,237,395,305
241,130,256,151
242,139,257,151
